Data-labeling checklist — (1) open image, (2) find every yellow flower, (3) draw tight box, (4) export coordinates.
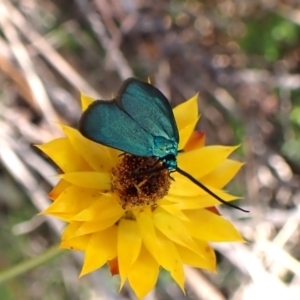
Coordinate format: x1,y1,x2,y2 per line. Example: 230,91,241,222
37,92,244,299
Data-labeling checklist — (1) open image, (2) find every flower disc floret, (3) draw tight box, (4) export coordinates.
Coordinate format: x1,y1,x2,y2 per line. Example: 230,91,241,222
112,154,170,210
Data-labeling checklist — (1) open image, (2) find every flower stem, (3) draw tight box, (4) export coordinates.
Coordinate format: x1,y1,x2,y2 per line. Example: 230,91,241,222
0,245,66,283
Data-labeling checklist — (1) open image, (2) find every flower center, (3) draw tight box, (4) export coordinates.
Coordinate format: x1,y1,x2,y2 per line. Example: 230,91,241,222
112,154,170,210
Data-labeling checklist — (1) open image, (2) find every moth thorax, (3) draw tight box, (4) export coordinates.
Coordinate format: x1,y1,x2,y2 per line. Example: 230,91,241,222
153,136,178,157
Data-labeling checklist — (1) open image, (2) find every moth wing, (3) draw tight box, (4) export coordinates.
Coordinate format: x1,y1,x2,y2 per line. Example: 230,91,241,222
79,100,154,156
116,78,179,143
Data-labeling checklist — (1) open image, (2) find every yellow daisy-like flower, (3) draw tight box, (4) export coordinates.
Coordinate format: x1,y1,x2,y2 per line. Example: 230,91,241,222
37,92,244,299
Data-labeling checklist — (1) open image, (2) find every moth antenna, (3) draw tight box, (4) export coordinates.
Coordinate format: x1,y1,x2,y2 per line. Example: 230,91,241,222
176,167,249,213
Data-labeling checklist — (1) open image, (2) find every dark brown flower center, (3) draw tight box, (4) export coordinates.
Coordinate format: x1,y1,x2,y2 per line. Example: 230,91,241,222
112,154,170,210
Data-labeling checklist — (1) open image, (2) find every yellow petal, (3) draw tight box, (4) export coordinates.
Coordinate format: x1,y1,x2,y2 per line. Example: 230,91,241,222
201,159,244,189
36,138,92,172
58,172,111,190
165,191,238,210
118,219,142,288
61,222,82,240
158,204,189,221
42,185,99,217
183,209,245,242
173,94,199,132
176,241,216,272
156,198,174,206
60,125,112,172
169,174,239,206
169,174,204,196
74,216,122,236
177,145,239,179
184,131,206,152
107,148,122,162
48,179,70,200
40,213,71,221
156,231,185,291
136,212,160,263
71,193,123,221
80,226,117,276
81,92,94,111
128,245,159,300
178,117,199,150
153,207,201,255
60,234,91,251
60,222,91,250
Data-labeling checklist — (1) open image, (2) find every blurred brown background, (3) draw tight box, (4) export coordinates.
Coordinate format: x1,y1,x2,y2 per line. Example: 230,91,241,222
1,0,300,299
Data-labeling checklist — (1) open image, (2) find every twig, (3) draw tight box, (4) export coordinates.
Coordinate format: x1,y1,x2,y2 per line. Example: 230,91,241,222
0,0,59,129
74,0,133,80
184,266,226,300
3,0,100,98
